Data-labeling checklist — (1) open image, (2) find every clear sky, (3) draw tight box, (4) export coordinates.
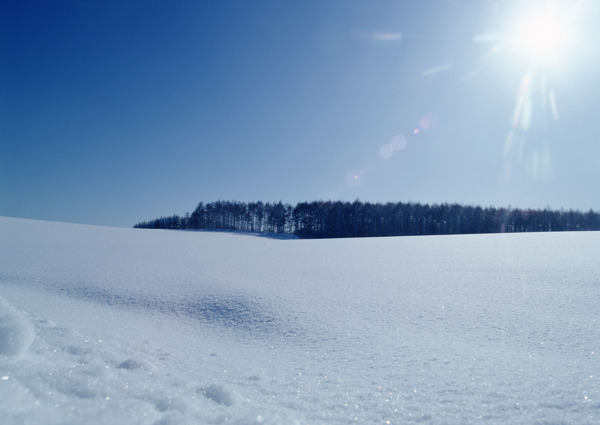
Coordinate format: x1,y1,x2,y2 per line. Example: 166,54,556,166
2,0,599,227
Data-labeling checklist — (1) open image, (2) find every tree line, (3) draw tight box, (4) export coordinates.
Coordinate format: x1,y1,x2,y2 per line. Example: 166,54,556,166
134,200,600,238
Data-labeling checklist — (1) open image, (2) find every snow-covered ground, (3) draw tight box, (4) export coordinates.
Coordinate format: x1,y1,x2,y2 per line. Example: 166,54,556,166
1,216,599,424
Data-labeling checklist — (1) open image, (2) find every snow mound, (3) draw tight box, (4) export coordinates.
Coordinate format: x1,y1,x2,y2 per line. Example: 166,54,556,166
0,296,34,357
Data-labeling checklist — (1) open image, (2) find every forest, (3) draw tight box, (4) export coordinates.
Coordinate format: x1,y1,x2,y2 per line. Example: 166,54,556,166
134,200,600,238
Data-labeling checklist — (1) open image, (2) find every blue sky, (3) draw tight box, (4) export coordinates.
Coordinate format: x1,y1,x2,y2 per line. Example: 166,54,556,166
2,0,599,227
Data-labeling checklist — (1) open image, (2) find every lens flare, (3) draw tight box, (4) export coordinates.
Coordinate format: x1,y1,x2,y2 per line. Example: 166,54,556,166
420,64,452,77
378,144,394,160
548,90,559,121
419,114,438,130
371,32,403,42
379,135,407,160
527,147,553,180
344,170,364,188
390,135,407,151
511,74,533,131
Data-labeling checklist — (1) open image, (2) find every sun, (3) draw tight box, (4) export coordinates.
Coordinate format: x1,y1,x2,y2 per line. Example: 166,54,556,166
510,4,577,66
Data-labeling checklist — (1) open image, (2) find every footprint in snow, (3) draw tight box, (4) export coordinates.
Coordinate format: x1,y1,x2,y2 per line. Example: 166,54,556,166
200,383,235,406
118,358,144,370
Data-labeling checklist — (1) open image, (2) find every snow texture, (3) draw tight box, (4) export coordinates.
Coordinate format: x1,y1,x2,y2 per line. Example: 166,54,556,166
1,216,599,424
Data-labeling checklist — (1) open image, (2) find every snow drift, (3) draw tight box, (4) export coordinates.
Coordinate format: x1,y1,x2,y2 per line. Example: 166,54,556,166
0,296,34,357
1,216,599,424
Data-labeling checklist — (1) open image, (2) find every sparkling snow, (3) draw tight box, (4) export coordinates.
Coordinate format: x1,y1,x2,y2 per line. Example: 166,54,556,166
1,217,599,424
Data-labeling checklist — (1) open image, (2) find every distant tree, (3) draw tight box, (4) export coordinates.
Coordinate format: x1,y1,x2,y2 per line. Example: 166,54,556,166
134,199,600,238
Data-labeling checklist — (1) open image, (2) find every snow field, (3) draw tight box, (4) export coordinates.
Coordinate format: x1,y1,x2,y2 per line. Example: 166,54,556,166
1,217,600,424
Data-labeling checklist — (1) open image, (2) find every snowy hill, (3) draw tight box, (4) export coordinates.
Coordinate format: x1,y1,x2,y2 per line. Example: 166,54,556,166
1,216,599,424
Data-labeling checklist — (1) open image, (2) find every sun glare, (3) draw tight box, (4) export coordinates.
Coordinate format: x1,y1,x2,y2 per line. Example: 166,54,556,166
511,5,576,66
496,2,586,187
